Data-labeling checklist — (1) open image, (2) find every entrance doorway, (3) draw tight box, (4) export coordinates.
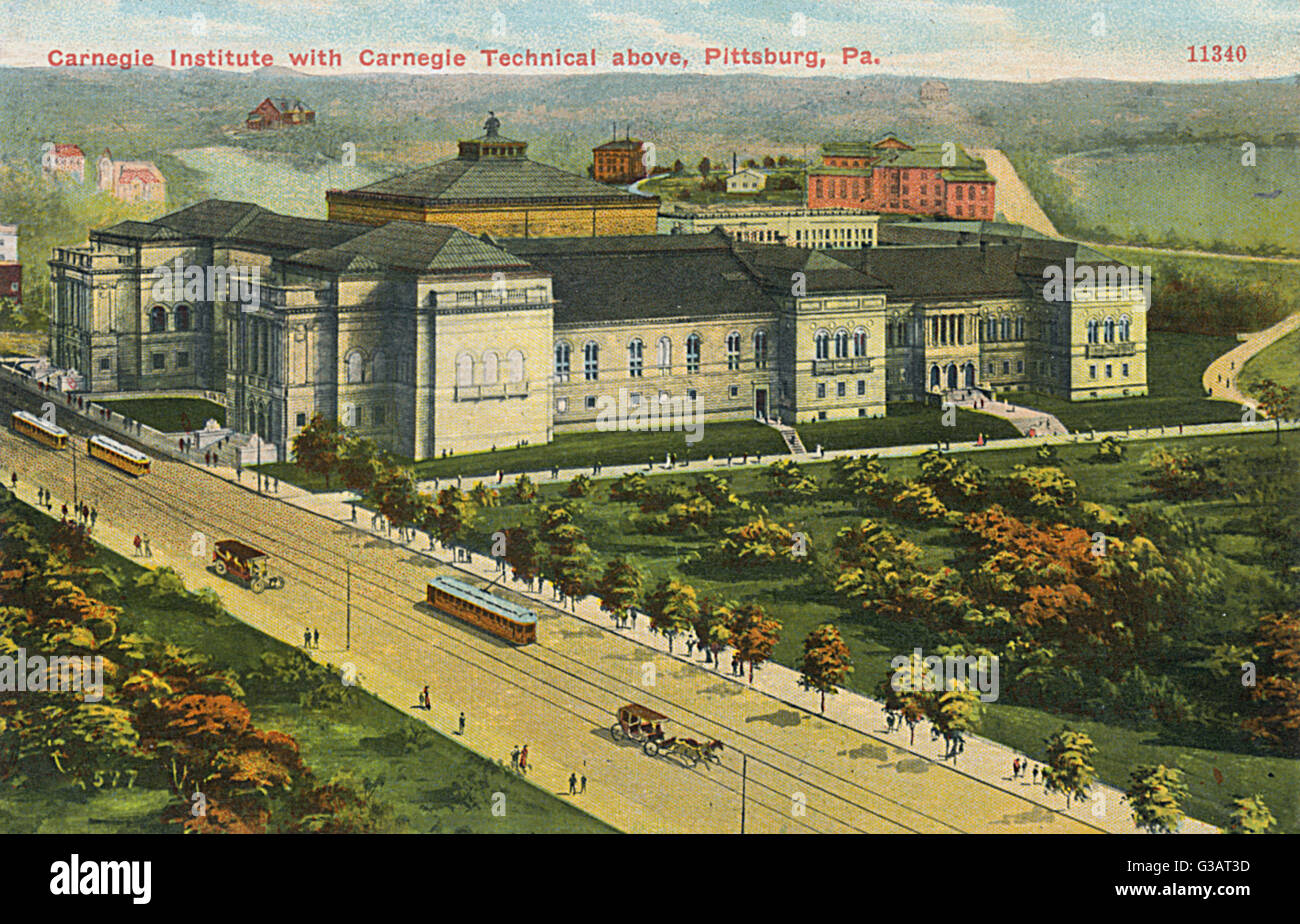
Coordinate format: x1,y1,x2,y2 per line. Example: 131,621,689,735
755,388,768,421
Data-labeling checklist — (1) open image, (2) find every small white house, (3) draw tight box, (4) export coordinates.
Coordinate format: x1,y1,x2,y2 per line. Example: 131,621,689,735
725,168,767,194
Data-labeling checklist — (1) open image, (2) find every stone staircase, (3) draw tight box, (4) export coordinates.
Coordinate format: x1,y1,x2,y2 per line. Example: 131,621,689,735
765,419,807,454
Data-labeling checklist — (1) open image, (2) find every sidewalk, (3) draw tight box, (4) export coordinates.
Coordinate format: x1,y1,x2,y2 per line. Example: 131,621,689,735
1203,312,1300,407
948,389,1066,437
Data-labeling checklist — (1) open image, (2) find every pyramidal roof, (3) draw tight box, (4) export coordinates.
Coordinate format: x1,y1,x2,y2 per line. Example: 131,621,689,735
290,221,531,274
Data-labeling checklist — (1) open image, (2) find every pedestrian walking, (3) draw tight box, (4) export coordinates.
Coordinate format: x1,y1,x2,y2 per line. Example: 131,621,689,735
518,744,529,775
61,503,68,519
90,507,97,529
1012,758,1021,778
133,534,142,555
142,534,151,556
312,628,320,648
9,472,16,490
511,745,520,771
569,772,577,795
580,775,586,793
1032,765,1039,784
304,628,312,648
458,711,465,735
421,685,430,709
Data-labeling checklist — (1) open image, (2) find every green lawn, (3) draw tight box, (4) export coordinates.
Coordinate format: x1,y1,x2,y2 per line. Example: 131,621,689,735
1239,327,1300,399
0,494,613,835
1018,332,1243,432
797,402,1020,452
455,427,1296,832
261,420,789,491
99,397,226,433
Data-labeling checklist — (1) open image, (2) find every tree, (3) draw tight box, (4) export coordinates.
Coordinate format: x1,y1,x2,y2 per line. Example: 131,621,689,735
762,155,776,168
799,624,853,713
766,458,819,499
1243,610,1300,754
728,602,781,682
512,473,538,503
292,414,343,488
877,657,933,745
1125,764,1189,833
1042,728,1097,809
697,156,711,177
338,436,385,496
692,597,735,666
1254,378,1295,444
537,505,591,607
643,579,698,652
595,557,643,627
502,525,542,591
1096,435,1125,462
433,487,476,552
373,466,420,540
1225,794,1276,834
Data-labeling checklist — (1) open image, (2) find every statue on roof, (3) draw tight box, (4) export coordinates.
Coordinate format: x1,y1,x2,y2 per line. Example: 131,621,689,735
484,111,500,137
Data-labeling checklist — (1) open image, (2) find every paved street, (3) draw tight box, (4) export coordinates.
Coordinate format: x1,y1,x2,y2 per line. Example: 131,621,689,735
0,390,1129,834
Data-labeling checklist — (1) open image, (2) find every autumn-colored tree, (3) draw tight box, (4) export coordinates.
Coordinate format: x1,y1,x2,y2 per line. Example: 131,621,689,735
1225,794,1276,834
512,473,538,503
799,623,853,713
719,516,808,565
609,472,652,503
830,454,892,507
692,597,735,667
766,458,819,499
1243,610,1300,754
502,524,542,591
728,602,781,682
566,473,593,498
1125,764,1189,834
1042,728,1097,809
1254,378,1295,444
643,579,698,652
595,557,643,627
293,414,344,487
891,481,953,523
537,505,591,607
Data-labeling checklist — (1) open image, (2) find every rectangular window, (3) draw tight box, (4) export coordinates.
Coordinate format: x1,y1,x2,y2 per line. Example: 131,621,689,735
99,357,111,371
1122,363,1129,377
556,398,568,414
373,406,385,425
1015,360,1023,374
629,392,641,407
1090,365,1097,379
729,385,739,399
857,379,866,396
177,352,190,368
818,410,827,420
1002,361,1010,374
816,383,826,399
296,412,307,427
584,395,597,409
837,381,846,397
152,353,165,371
1105,364,1113,378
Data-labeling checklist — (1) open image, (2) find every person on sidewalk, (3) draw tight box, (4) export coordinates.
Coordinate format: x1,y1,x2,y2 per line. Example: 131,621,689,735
518,744,528,775
133,534,142,556
304,627,312,648
569,772,577,795
1012,758,1021,779
312,628,320,649
580,775,586,794
458,712,465,735
142,534,152,556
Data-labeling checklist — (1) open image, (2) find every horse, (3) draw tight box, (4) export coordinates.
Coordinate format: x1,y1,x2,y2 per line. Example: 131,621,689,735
678,738,725,765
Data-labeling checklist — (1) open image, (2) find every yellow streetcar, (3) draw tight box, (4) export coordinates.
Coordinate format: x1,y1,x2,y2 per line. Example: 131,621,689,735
87,434,151,476
11,410,69,449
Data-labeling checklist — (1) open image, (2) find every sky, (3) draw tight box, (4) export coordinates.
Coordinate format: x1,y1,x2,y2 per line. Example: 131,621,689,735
2,0,1298,82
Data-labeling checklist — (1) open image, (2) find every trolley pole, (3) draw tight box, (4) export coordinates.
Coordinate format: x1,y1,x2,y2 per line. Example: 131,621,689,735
71,445,77,508
345,562,351,650
740,753,747,834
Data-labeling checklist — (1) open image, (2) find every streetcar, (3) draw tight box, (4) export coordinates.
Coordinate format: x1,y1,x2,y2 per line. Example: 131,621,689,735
425,575,537,645
86,434,151,476
11,410,69,449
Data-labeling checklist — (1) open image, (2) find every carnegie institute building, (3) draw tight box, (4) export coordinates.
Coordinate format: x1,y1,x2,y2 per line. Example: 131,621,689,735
48,126,1148,463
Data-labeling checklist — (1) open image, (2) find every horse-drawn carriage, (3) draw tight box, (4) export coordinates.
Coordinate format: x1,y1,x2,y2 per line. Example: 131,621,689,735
609,703,723,767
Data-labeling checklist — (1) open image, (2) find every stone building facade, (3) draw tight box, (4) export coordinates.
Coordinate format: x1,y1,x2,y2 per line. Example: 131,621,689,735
49,199,1146,461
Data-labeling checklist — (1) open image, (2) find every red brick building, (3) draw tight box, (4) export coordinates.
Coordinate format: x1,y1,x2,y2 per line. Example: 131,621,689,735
0,263,22,304
807,135,995,220
245,97,315,130
592,136,649,184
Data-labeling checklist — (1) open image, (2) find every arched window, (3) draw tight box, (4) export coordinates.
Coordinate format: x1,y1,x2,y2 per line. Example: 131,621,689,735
628,338,644,378
853,327,868,357
753,330,767,369
372,349,386,383
1119,316,1131,341
657,336,671,374
506,349,525,383
930,365,941,388
174,304,190,332
685,334,700,373
1087,319,1099,343
814,329,829,361
346,350,364,384
1000,316,1010,340
584,341,599,380
726,331,741,370
554,341,571,382
455,353,474,387
834,329,849,359
482,351,499,385
149,305,167,333
986,318,997,341
1015,317,1025,340
1104,317,1115,342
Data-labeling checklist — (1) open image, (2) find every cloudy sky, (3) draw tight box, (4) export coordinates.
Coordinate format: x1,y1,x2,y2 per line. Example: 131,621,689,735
3,0,1297,81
